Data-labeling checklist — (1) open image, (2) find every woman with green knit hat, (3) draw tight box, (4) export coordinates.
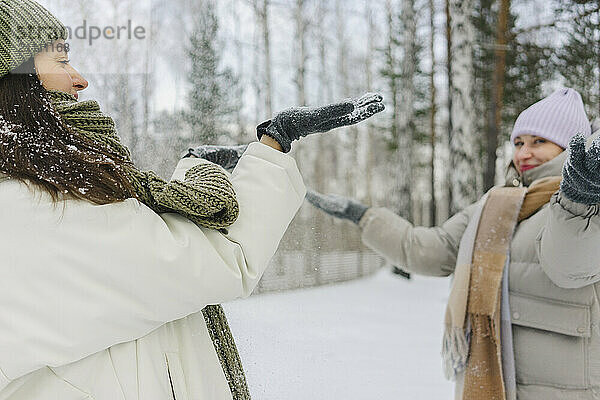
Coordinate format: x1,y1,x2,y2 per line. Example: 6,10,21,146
0,1,384,399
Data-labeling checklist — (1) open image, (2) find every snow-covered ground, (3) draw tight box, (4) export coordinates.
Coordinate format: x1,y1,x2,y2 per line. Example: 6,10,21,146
224,269,455,399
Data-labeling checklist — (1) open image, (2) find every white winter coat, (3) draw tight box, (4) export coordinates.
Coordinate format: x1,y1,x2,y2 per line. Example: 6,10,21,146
0,142,306,400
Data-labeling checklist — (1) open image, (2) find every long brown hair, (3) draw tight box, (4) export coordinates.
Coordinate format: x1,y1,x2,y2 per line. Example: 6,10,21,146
0,58,138,205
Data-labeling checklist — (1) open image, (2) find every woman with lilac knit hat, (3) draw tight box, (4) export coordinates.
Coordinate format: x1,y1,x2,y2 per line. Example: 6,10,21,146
510,87,591,148
302,87,600,400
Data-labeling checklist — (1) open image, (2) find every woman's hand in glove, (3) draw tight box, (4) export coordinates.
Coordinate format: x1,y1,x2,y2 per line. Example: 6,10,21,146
305,189,369,225
561,133,600,205
257,93,385,153
182,144,249,170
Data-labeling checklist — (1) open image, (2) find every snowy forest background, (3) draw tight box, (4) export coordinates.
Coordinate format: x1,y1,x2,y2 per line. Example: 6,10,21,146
38,0,600,261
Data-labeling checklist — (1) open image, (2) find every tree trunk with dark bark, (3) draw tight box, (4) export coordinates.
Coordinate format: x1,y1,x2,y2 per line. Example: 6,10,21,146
485,0,510,191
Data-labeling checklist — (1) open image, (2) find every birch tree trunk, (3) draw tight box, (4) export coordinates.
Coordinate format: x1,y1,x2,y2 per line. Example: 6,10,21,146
294,0,307,106
449,0,478,214
254,0,272,117
291,0,311,196
385,0,399,142
314,1,331,194
335,0,350,98
361,0,377,204
384,0,401,210
445,0,453,217
335,0,355,200
397,0,416,220
429,0,437,226
142,1,158,139
262,0,273,117
317,2,333,105
232,0,247,141
251,6,262,122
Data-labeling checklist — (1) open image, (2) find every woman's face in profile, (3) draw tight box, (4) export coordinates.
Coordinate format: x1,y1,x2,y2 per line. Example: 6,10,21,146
34,39,88,99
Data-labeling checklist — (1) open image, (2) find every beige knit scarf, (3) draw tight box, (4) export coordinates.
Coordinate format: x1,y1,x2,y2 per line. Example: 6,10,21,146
443,177,561,400
48,90,251,399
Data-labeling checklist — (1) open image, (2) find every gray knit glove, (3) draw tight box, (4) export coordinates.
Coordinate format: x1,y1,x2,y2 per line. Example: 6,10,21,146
561,133,600,205
305,189,369,225
182,144,249,170
257,93,385,153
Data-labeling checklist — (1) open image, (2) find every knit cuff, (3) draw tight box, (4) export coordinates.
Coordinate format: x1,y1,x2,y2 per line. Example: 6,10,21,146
256,120,293,153
554,191,600,218
358,207,378,230
347,202,369,225
170,158,214,182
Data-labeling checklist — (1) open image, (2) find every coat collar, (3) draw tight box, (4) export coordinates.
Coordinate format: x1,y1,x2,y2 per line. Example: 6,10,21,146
504,150,567,187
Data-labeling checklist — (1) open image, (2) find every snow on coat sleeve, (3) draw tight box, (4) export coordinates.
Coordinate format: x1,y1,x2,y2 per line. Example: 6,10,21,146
0,142,305,381
359,201,481,277
537,191,600,289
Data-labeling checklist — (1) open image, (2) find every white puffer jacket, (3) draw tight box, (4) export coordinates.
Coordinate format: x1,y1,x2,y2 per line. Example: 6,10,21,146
0,142,306,400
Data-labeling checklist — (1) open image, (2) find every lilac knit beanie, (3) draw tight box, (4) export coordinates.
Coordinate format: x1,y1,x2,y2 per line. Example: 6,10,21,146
510,88,591,149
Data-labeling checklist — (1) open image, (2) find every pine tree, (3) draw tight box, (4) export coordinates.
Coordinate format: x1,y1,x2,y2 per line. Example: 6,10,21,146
503,39,551,129
472,0,550,190
379,0,427,221
553,0,600,117
185,0,239,144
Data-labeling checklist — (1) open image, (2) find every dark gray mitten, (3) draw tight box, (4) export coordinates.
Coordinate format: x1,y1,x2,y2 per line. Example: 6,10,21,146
257,93,385,153
305,189,369,225
182,144,249,170
561,133,600,205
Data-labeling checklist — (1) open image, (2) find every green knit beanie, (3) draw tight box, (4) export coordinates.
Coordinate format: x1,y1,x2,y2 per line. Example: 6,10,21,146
0,0,67,78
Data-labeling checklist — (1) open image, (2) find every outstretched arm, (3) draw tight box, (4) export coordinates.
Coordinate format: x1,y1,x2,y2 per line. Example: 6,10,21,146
182,137,281,169
306,189,480,276
257,93,384,153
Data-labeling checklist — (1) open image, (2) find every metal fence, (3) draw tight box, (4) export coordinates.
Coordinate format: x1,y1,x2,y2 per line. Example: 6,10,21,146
249,198,388,294
255,250,386,294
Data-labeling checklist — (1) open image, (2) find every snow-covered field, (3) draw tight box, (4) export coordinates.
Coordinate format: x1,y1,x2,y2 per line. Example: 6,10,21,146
224,269,455,399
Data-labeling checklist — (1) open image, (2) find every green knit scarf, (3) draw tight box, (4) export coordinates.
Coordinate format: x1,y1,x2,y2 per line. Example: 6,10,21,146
48,90,251,399
47,90,239,230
